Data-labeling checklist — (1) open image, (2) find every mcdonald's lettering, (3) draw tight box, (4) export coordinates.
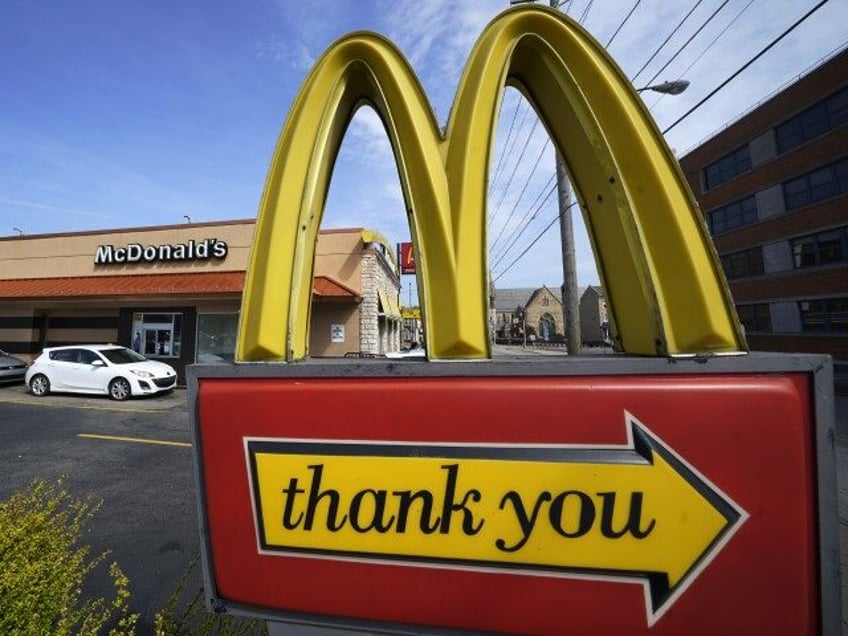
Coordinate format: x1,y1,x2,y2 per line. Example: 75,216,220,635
236,4,745,362
248,414,745,620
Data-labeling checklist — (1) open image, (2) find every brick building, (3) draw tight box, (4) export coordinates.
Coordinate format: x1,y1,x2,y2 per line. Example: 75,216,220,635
679,48,848,384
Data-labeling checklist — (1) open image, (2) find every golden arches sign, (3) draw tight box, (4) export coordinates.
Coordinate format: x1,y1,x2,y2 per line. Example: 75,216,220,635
236,5,745,362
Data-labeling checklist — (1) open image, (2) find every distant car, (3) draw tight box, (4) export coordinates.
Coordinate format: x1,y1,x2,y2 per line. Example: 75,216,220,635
26,345,177,401
384,348,426,360
0,350,27,385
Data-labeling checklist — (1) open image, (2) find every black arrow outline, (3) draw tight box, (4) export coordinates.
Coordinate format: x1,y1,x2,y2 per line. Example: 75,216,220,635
244,411,748,626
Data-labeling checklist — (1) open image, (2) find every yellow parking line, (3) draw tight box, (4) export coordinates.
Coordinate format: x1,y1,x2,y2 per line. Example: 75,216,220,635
0,397,173,413
78,433,191,448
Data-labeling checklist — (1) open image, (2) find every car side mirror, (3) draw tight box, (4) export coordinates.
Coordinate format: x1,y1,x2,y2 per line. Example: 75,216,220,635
91,359,105,367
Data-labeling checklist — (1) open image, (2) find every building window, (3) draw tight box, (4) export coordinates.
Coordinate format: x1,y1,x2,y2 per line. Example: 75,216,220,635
799,298,848,333
792,227,848,268
776,86,848,154
197,313,239,363
721,247,764,280
132,312,182,357
707,196,758,234
703,145,751,190
783,157,848,211
736,304,771,333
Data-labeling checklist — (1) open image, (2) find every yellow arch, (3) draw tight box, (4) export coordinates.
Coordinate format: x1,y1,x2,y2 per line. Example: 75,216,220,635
237,5,745,362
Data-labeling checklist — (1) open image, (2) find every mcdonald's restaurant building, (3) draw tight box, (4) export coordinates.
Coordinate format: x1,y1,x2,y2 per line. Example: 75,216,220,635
0,220,402,380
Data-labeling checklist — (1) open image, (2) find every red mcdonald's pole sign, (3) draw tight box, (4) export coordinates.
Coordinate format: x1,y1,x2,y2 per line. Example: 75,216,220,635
398,242,415,275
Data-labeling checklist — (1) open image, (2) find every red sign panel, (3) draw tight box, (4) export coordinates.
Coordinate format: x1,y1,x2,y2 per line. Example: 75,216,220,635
398,241,415,274
194,373,819,634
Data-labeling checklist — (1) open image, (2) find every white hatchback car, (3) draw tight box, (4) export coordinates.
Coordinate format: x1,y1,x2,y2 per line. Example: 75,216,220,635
26,345,177,401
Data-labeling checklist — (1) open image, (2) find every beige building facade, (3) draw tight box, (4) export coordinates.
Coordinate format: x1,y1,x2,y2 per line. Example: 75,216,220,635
0,220,401,379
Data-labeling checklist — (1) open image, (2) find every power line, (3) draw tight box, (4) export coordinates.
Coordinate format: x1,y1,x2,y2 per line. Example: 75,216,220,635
489,117,540,226
488,91,522,193
663,0,834,134
493,200,579,282
643,0,729,89
578,0,594,25
631,0,705,84
490,137,551,254
605,0,642,49
491,177,557,269
488,99,533,228
650,0,757,109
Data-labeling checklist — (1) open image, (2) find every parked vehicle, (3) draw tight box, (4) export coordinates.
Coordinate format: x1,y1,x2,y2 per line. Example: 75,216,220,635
0,349,27,384
385,346,426,359
26,345,177,401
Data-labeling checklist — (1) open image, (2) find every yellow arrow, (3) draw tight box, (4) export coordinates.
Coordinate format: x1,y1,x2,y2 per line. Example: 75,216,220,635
248,412,746,625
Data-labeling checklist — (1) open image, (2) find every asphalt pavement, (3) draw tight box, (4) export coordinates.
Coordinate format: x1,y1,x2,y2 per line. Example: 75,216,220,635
0,386,197,633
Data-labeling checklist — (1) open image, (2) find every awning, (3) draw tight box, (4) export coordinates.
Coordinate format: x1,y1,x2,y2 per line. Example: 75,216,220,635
0,272,246,299
312,276,361,302
0,272,360,302
377,289,401,320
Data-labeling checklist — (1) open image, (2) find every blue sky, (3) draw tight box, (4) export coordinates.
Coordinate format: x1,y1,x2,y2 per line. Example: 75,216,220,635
2,0,846,296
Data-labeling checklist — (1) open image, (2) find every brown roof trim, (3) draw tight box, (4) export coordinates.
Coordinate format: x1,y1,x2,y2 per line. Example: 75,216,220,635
0,218,257,242
0,272,246,300
313,275,362,301
0,220,367,242
0,271,362,302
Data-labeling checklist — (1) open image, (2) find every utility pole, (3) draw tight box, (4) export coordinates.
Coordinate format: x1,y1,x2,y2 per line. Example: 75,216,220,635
549,0,581,355
555,156,580,354
508,0,580,353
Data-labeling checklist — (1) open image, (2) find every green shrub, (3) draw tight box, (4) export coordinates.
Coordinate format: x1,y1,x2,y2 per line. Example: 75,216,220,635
0,479,138,635
153,556,267,636
0,479,268,635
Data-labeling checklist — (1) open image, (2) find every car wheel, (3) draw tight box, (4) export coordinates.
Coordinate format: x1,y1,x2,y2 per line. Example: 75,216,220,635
109,377,132,401
29,374,50,397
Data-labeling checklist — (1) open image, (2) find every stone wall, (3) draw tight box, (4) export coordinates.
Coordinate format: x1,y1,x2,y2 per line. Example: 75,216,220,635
360,249,401,354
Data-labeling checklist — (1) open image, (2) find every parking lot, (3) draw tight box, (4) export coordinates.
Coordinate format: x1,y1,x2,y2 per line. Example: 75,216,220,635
0,381,186,412
0,382,198,632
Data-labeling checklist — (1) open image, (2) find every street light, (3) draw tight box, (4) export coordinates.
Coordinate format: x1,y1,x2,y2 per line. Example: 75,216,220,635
636,80,690,95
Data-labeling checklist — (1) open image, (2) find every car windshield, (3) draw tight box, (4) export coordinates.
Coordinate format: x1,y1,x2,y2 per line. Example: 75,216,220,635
100,348,148,365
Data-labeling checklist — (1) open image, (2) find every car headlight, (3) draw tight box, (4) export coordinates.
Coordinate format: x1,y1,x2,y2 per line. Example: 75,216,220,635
130,370,154,379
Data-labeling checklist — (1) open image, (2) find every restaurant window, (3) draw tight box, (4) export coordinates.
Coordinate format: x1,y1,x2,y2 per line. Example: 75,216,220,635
132,312,182,358
197,313,239,363
799,298,848,333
